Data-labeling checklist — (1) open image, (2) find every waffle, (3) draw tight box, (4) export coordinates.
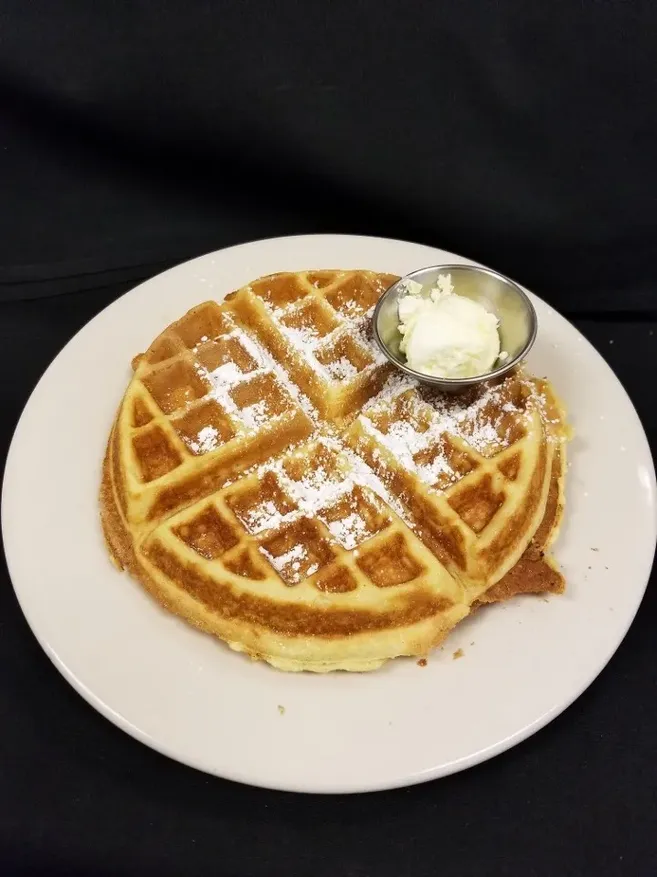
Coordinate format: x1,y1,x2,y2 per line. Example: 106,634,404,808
101,270,568,672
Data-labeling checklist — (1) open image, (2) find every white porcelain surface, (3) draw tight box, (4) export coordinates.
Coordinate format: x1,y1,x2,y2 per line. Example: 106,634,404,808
3,234,655,793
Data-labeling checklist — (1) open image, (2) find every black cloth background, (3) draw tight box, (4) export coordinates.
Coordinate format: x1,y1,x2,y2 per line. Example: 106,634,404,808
2,1,657,309
1,3,656,876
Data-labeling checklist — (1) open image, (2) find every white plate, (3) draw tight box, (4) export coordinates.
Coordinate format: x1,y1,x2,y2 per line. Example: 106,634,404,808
3,235,656,794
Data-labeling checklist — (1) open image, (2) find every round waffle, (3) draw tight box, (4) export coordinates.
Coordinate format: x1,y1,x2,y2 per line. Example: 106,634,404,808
101,270,568,671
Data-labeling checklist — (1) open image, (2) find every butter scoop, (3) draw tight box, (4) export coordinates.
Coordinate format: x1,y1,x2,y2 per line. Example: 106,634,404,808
397,273,500,379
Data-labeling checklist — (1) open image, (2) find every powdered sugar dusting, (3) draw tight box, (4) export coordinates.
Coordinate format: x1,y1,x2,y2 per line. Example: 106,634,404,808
355,306,389,366
364,371,418,407
275,320,329,379
268,295,382,382
232,327,318,422
187,425,219,454
243,500,281,534
414,448,456,487
325,357,358,381
240,434,413,559
241,400,268,431
212,361,243,384
281,324,321,348
260,543,308,583
360,378,537,490
195,326,318,426
259,444,350,521
326,513,368,550
323,432,413,527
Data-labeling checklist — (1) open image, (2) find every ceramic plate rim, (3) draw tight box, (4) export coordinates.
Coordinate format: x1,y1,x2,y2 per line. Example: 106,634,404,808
3,233,656,794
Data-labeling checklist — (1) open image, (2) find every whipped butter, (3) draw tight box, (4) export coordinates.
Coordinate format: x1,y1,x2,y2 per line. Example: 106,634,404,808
397,274,501,378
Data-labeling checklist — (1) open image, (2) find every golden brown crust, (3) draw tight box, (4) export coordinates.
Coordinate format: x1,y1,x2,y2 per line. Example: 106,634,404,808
476,435,567,605
480,437,549,570
143,539,452,638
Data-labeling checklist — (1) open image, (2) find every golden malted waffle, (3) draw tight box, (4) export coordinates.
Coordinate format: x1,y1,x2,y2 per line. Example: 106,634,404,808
101,270,568,672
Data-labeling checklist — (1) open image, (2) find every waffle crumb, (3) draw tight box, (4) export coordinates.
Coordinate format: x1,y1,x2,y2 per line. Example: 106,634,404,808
453,648,465,660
